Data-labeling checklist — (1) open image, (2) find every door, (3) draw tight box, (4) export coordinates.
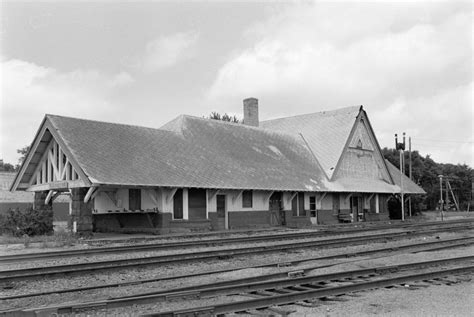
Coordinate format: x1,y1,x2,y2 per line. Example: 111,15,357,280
269,192,284,226
351,196,363,222
216,194,227,230
129,189,141,211
173,189,183,219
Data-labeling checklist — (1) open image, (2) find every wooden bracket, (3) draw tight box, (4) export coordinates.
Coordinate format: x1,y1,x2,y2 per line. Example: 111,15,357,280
345,193,353,203
317,192,328,206
84,187,98,203
263,191,274,205
104,190,118,207
208,189,220,201
147,189,159,206
289,192,298,201
232,190,244,204
166,188,178,204
45,190,55,204
367,193,375,203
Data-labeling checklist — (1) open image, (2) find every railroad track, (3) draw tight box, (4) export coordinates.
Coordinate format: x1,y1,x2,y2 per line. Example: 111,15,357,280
1,224,472,283
1,235,472,302
6,255,473,316
148,262,473,317
82,218,474,245
1,219,472,264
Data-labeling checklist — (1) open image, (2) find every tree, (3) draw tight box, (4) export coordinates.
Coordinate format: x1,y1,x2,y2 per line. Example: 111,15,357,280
16,145,30,170
382,147,473,211
0,160,16,172
207,112,242,123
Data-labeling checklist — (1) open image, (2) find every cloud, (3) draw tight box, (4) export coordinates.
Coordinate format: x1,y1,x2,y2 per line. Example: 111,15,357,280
126,31,199,73
208,2,472,165
0,58,134,164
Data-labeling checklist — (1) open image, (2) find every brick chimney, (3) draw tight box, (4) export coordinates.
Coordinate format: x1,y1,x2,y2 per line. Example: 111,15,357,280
243,97,259,127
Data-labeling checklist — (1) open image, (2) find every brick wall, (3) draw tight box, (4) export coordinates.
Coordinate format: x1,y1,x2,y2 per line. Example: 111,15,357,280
228,210,270,229
70,188,93,232
317,209,339,224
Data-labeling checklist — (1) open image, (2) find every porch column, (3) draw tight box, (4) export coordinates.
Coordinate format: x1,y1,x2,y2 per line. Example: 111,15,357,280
70,188,94,232
375,194,380,213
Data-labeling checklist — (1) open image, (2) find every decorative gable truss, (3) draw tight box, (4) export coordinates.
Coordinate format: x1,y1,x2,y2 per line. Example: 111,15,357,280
332,110,393,183
29,138,81,189
11,116,91,192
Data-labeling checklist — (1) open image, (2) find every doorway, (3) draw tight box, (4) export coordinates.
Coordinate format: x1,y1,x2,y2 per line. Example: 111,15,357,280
269,192,284,226
350,196,363,222
216,194,227,230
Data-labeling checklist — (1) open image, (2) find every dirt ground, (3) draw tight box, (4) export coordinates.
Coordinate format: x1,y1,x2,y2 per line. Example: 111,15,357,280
285,280,474,316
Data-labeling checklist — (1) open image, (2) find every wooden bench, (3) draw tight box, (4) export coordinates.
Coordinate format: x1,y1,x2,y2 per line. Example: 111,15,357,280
338,211,352,223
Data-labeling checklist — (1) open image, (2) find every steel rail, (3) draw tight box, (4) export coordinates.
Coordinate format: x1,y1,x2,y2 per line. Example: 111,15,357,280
83,218,474,245
144,264,474,317
10,255,474,315
1,225,471,283
1,219,471,263
1,235,472,302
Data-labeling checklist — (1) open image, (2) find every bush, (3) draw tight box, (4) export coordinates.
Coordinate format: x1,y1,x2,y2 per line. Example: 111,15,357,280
0,207,53,237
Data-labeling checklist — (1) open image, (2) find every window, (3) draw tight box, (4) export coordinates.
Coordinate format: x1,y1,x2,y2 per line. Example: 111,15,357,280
309,196,316,217
129,189,141,211
188,188,207,219
173,189,183,219
291,193,305,216
242,190,253,208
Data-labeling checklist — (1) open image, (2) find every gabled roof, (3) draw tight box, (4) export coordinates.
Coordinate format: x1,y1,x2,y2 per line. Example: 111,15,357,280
11,106,425,195
41,114,331,191
261,106,360,178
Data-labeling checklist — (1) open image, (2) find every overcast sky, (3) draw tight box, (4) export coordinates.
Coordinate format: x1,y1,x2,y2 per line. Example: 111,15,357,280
1,1,472,167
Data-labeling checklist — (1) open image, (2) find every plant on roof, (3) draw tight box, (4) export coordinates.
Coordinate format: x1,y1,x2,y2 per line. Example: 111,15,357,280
207,112,242,123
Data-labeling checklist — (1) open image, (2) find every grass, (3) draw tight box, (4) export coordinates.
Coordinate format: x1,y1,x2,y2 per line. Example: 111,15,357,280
0,229,78,247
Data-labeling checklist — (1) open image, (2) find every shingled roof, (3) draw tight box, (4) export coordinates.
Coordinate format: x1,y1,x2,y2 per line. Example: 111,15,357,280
46,114,331,191
385,160,426,194
261,106,361,179
11,107,425,195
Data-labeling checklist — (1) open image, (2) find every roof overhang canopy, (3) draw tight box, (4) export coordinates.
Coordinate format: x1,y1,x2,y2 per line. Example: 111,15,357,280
10,117,91,192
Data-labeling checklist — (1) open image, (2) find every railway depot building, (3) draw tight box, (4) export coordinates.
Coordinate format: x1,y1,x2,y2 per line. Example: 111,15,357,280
11,98,424,233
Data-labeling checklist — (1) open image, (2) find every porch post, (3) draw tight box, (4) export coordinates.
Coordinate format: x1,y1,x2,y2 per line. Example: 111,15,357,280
70,188,94,232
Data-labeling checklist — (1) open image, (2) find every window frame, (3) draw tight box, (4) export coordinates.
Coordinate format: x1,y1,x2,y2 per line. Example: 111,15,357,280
309,196,316,217
242,190,253,208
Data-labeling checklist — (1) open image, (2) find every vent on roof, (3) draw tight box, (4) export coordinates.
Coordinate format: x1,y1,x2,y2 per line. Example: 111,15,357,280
243,97,259,127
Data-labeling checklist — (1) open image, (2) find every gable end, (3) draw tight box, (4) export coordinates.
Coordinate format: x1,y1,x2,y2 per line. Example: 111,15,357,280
10,116,91,191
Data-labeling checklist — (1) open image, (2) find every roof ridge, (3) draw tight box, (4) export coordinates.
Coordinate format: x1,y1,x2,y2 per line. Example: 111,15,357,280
184,115,310,143
45,114,176,134
180,114,247,127
261,105,361,123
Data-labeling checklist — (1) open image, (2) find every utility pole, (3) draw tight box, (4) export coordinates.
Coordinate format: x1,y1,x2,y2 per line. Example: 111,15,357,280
409,137,412,217
395,133,406,221
439,175,444,221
